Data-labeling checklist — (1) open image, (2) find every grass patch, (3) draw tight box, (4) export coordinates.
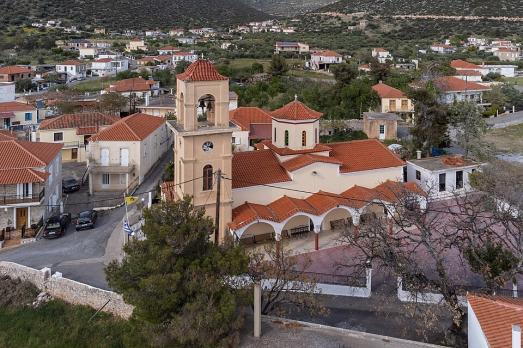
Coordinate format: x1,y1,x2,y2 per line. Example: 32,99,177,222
226,58,271,70
287,69,335,80
485,123,523,153
72,77,117,93
504,76,523,86
0,300,148,348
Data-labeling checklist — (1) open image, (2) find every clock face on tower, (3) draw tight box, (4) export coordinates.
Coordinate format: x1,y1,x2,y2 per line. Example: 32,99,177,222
202,141,214,152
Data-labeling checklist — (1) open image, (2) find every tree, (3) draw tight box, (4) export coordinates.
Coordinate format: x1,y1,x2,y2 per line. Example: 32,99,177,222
105,198,249,347
484,85,508,115
15,78,34,93
331,63,357,86
409,87,449,154
152,69,173,87
175,60,191,75
250,62,264,75
99,92,126,115
369,59,392,83
448,100,487,158
269,54,288,76
337,78,380,119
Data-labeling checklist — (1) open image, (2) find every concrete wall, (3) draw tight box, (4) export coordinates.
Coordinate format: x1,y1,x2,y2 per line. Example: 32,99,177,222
363,119,397,140
0,261,133,319
467,302,490,348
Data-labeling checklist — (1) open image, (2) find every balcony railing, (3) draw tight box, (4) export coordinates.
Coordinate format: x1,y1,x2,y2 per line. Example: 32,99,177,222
0,188,45,205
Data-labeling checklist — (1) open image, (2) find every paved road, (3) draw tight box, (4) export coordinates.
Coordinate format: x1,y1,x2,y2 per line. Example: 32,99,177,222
0,152,172,290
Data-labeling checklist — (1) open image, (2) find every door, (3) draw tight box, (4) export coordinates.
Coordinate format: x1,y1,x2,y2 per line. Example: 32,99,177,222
16,208,27,230
120,148,129,166
71,148,78,160
100,148,109,166
379,124,386,140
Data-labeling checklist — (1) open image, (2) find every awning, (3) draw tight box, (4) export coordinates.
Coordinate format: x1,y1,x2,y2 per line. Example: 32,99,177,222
0,112,15,119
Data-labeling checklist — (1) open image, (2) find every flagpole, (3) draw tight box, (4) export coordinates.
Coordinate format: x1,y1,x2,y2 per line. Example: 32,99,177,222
124,193,129,243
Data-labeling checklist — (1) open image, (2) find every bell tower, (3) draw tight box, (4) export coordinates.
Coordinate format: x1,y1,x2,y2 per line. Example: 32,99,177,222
172,60,233,243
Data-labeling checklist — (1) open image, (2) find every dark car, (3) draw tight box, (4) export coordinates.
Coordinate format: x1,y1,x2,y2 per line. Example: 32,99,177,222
75,210,98,231
43,213,71,239
62,178,80,193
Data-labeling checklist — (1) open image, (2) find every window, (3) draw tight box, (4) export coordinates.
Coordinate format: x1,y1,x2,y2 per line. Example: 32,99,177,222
232,137,236,145
379,124,385,134
203,165,213,191
53,132,63,141
24,112,32,121
301,131,306,146
102,174,110,185
403,166,407,182
439,173,446,192
315,128,318,143
389,99,396,111
274,128,277,142
401,99,409,110
456,170,463,189
415,170,421,181
284,130,289,146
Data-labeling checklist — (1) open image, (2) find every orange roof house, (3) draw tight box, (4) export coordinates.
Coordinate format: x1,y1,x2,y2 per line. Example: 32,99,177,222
271,99,323,121
107,77,158,94
372,82,407,99
176,59,228,82
89,113,165,142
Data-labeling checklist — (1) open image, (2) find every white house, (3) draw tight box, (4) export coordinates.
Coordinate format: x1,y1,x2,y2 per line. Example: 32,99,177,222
176,37,197,45
430,44,457,54
372,48,393,63
309,50,343,71
434,76,491,105
406,155,482,199
172,52,198,66
55,60,87,81
157,45,179,55
468,294,523,348
275,42,310,54
0,101,38,131
0,83,15,102
90,57,129,77
79,47,100,59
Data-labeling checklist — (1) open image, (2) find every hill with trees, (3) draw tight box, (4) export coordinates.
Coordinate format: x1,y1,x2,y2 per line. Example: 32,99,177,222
0,0,269,30
320,0,523,17
240,0,336,16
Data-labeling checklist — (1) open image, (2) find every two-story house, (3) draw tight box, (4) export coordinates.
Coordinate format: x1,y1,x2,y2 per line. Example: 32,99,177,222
309,50,343,71
0,101,38,131
0,66,35,83
274,42,309,54
55,60,87,82
372,48,393,63
0,136,62,245
86,113,172,194
106,77,160,98
38,112,120,162
90,57,129,77
435,76,491,105
372,82,414,120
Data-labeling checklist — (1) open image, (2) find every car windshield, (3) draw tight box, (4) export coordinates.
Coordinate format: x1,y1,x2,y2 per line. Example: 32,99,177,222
79,212,91,218
46,222,61,229
64,179,77,185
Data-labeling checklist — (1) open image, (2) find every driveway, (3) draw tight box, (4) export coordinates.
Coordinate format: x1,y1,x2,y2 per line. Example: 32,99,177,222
0,152,172,289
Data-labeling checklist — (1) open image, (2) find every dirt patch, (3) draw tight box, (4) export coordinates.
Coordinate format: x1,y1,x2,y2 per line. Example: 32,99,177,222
485,124,523,154
0,275,39,308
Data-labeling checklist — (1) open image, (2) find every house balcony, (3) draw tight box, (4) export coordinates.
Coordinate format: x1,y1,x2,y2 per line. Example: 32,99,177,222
89,162,135,174
61,141,85,149
0,188,45,206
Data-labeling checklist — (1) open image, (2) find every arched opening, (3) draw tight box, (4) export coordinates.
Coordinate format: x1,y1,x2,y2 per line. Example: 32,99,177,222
301,130,307,146
321,207,353,231
178,92,185,123
360,202,387,224
284,130,289,146
315,128,318,144
238,222,277,246
281,214,313,239
197,94,216,126
202,165,213,191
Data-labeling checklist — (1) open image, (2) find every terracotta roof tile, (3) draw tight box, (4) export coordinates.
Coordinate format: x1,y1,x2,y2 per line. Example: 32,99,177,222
0,168,49,185
468,295,523,348
281,154,342,172
435,76,491,92
89,113,165,142
230,107,272,131
0,66,32,75
0,130,17,141
271,100,323,121
455,70,483,76
39,112,120,130
372,82,407,99
312,50,342,57
0,101,35,113
232,150,291,189
450,59,481,70
108,77,156,93
176,60,228,82
0,139,62,169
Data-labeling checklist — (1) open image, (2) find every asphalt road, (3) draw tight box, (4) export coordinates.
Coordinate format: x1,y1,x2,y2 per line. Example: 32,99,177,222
0,152,172,290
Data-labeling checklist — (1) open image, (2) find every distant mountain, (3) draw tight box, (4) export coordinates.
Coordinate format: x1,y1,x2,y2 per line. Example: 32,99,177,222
0,0,269,30
240,0,337,16
319,0,523,17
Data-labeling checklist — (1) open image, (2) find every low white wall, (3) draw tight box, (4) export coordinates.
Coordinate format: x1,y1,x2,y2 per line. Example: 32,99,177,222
397,277,467,306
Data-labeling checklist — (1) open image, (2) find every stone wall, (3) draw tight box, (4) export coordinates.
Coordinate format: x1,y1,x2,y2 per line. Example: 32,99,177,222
0,261,133,319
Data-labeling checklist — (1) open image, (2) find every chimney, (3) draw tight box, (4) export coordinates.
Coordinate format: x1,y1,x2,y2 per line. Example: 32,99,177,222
145,94,150,106
513,325,521,348
416,150,422,160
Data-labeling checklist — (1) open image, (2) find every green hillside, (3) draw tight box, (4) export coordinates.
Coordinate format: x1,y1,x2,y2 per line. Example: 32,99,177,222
241,0,337,16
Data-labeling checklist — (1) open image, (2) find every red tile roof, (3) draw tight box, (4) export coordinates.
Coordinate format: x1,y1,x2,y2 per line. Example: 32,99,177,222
0,130,17,141
0,101,35,113
455,70,482,76
95,58,113,63
0,66,32,75
230,107,272,131
58,60,85,66
176,60,228,82
450,59,481,70
312,50,342,57
435,76,491,92
372,82,407,99
89,113,165,142
77,126,100,135
232,150,291,189
271,100,323,121
468,295,523,348
281,154,342,172
328,139,404,173
0,168,49,185
108,77,156,93
0,139,62,169
39,112,120,130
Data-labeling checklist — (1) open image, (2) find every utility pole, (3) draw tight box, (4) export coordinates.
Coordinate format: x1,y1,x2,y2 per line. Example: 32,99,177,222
214,169,222,244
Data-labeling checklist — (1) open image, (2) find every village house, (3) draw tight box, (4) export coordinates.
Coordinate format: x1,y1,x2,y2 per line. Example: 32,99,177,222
137,95,176,117
126,39,147,52
0,66,34,83
308,50,343,71
358,64,371,73
493,48,520,62
55,60,87,82
0,135,62,246
371,48,393,63
105,77,160,98
157,45,180,55
0,101,38,131
78,47,100,59
172,52,198,66
176,37,197,45
163,60,424,246
38,112,120,162
467,295,523,348
90,57,129,77
275,42,310,54
451,59,518,78
434,76,491,105
0,83,15,102
169,29,184,37
230,107,272,152
406,155,482,199
430,44,457,54
362,112,400,140
372,82,414,120
86,113,172,194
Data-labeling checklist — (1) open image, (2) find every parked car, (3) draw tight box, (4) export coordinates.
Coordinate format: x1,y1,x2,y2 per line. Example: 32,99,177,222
62,178,80,193
75,210,98,231
43,213,71,239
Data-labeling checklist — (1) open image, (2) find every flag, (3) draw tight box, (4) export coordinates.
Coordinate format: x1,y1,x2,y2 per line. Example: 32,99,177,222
124,196,139,206
123,220,134,236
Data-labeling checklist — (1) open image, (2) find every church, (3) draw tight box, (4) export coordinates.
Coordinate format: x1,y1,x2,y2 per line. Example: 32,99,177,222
163,60,425,249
